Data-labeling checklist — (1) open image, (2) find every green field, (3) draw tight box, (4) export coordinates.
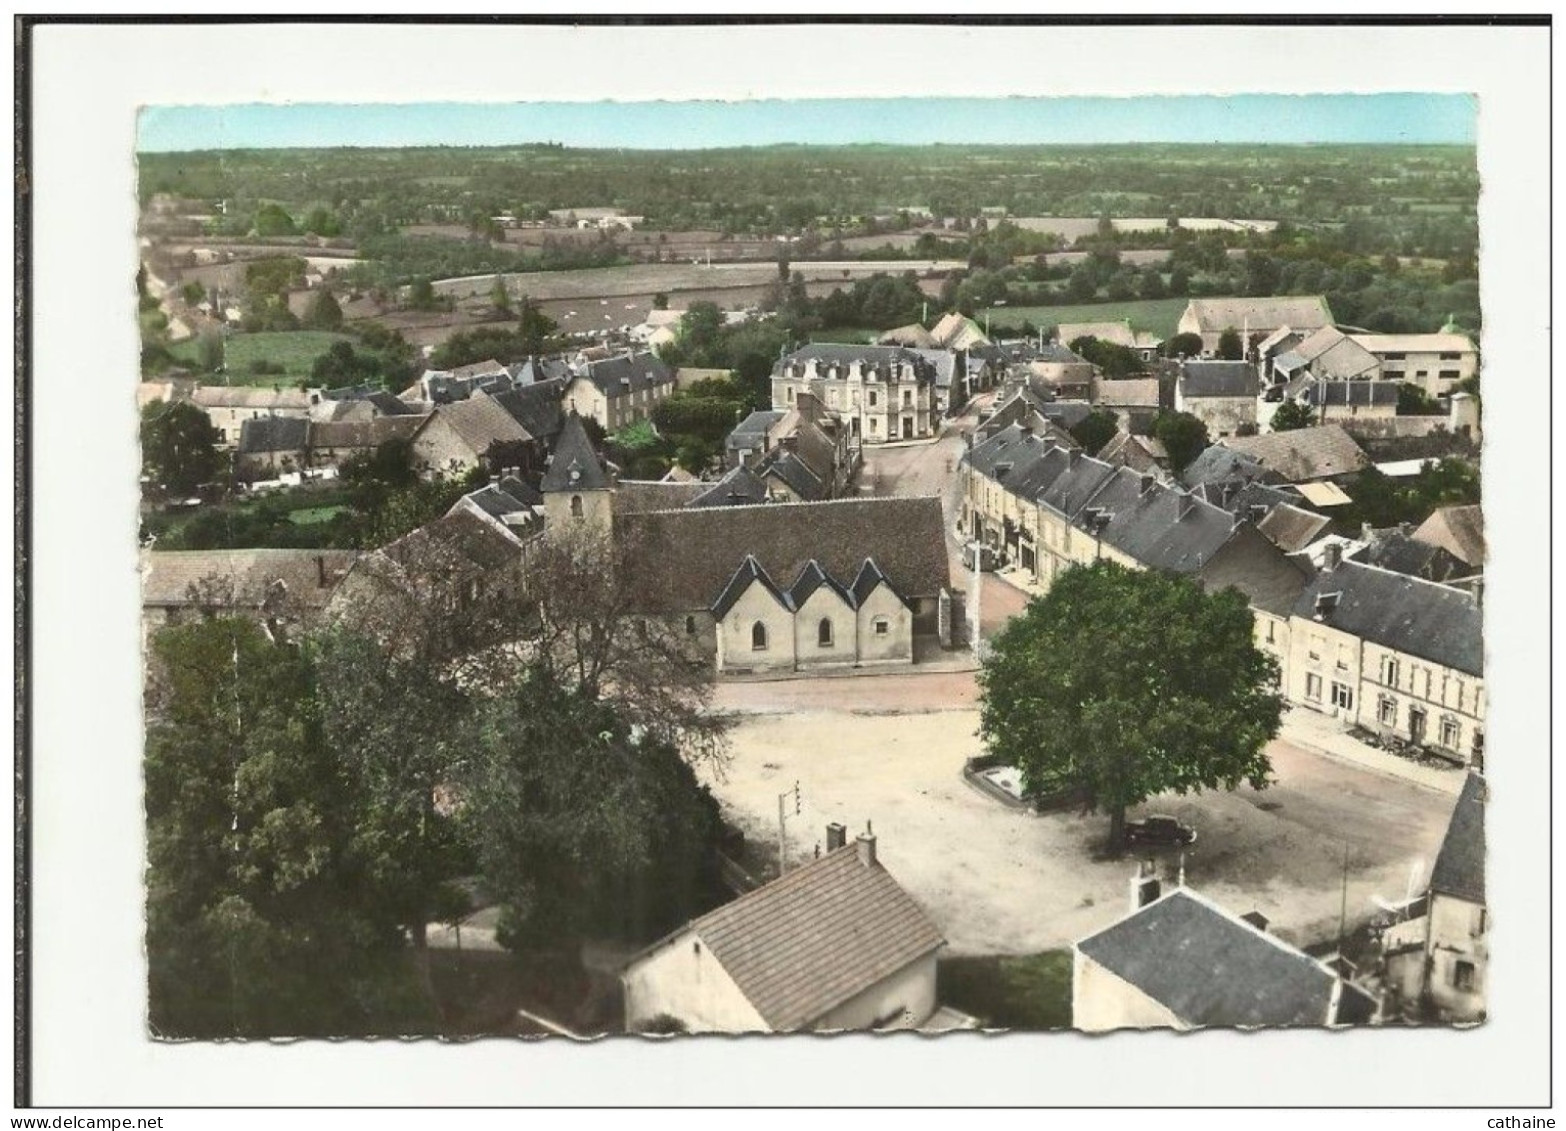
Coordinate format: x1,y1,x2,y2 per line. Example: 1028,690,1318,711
807,326,882,345
169,330,354,384
287,505,349,525
981,296,1191,339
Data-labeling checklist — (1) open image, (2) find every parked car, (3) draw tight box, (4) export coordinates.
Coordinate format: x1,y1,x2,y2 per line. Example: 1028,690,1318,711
1124,815,1197,847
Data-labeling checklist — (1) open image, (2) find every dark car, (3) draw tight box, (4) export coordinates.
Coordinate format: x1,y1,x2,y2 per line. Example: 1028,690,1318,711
1124,815,1197,847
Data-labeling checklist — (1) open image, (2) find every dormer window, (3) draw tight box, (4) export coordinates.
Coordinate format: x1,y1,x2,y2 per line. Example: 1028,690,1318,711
1314,592,1340,618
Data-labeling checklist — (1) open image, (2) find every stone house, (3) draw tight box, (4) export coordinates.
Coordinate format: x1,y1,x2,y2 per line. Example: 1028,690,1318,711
235,416,311,477
192,385,319,448
1412,504,1485,572
1286,550,1485,766
771,345,937,444
1177,296,1334,357
622,827,949,1033
1074,884,1374,1031
562,352,676,433
1174,361,1258,439
410,395,535,480
1381,772,1487,1022
1350,330,1479,398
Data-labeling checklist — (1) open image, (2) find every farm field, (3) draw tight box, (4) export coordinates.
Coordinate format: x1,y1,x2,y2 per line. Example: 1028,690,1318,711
981,296,1191,338
431,259,965,300
1009,216,1280,240
168,330,353,383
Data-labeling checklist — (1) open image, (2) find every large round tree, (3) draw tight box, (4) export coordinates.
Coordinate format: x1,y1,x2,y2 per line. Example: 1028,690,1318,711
978,560,1283,851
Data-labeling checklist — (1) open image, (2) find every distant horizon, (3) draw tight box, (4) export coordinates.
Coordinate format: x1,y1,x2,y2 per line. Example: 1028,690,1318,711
137,94,1477,153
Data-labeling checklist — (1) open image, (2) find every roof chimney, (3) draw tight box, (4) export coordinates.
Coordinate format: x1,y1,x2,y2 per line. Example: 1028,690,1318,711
855,821,877,868
1323,541,1342,571
1139,472,1156,495
1131,860,1161,911
1176,492,1195,521
315,554,328,587
826,822,847,852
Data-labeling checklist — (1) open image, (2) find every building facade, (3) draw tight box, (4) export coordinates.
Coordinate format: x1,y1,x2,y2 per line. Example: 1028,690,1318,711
771,345,937,444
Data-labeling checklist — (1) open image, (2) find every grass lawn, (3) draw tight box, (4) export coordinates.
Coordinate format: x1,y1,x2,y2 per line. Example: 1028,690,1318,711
168,330,354,385
287,505,349,525
939,950,1073,1031
981,296,1190,339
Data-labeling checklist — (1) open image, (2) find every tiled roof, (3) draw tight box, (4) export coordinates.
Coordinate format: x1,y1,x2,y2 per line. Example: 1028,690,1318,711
423,396,533,456
1183,296,1333,334
618,497,949,614
1077,888,1338,1028
461,483,538,522
1282,327,1379,380
1351,332,1477,355
1179,361,1257,399
379,506,526,571
1353,528,1462,581
687,843,945,1031
308,415,425,451
1057,320,1136,350
1181,445,1274,491
1223,426,1369,483
1256,504,1330,554
1413,505,1485,569
614,479,709,514
238,415,310,454
759,449,827,501
877,323,938,349
142,548,359,610
1092,376,1162,408
1430,772,1486,905
1290,559,1483,676
192,386,315,410
540,414,610,492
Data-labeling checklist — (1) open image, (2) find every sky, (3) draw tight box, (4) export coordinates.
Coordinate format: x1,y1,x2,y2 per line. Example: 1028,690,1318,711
136,94,1476,153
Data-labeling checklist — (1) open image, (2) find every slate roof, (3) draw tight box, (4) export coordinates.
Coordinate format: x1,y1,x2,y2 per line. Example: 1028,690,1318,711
1183,296,1333,335
579,352,675,399
1413,505,1485,569
727,409,785,452
1181,445,1274,491
1083,475,1240,576
1290,559,1483,676
684,843,945,1031
238,415,310,455
773,344,937,383
1180,361,1257,399
1036,450,1118,519
1278,327,1379,380
487,378,567,441
1077,888,1338,1028
909,348,959,390
498,474,543,507
1429,772,1486,905
379,506,526,571
1353,529,1462,581
787,559,851,609
1200,524,1313,616
689,465,771,508
711,555,786,619
142,548,360,610
618,497,949,614
759,450,827,501
460,483,539,521
1096,431,1166,474
540,414,610,492
1223,426,1369,483
851,558,901,608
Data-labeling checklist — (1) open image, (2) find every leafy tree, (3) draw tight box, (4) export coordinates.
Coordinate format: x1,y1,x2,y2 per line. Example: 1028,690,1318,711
1151,411,1210,475
978,560,1282,850
302,206,342,238
459,669,723,949
180,281,206,307
253,203,297,238
312,340,382,388
195,327,225,373
516,298,559,354
1163,331,1203,359
407,277,439,311
1139,269,1167,300
145,618,428,1037
1069,410,1119,456
340,437,418,491
652,292,669,311
490,276,511,315
1070,335,1145,379
1269,399,1317,432
141,400,225,494
302,289,344,331
1216,327,1244,361
245,257,307,300
1397,383,1445,416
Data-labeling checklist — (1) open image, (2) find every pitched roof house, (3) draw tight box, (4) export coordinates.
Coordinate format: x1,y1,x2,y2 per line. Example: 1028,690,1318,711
411,396,535,478
1074,886,1370,1030
622,829,947,1032
1412,504,1485,570
1178,296,1334,355
1221,425,1370,484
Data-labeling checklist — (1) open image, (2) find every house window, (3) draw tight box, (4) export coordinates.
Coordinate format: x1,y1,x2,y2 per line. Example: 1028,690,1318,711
1440,352,1462,361
751,622,768,651
1305,673,1323,702
1439,370,1461,381
1440,716,1461,749
685,615,697,636
1383,352,1406,361
902,389,912,406
869,391,878,407
1265,619,1276,644
818,618,833,648
873,617,890,636
1378,697,1397,726
869,419,879,434
1415,370,1428,378
1454,961,1476,992
1331,682,1353,711
1308,635,1323,662
1336,643,1351,672
1381,655,1400,688
1472,730,1485,768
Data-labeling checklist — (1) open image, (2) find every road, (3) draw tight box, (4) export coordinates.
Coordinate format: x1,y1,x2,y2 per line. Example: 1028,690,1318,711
856,396,1029,639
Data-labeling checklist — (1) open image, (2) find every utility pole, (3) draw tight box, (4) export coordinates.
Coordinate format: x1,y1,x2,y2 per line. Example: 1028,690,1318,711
1337,841,1350,958
777,780,800,876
